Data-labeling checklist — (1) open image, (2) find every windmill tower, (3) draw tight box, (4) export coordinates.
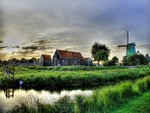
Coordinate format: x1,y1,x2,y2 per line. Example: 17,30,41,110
118,31,136,56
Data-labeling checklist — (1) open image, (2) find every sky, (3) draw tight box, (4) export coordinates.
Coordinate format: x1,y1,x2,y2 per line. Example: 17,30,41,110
0,0,150,61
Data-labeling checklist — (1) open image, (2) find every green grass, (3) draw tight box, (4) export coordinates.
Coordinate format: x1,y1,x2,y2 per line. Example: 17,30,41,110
0,66,150,88
111,92,150,113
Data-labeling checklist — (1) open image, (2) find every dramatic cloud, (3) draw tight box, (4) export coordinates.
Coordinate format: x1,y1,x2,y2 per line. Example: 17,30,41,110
0,46,8,50
0,0,149,60
22,46,38,51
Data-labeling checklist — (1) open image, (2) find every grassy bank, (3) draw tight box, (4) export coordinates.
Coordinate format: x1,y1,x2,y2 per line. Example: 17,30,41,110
75,76,150,113
6,76,150,113
0,66,150,88
111,92,150,113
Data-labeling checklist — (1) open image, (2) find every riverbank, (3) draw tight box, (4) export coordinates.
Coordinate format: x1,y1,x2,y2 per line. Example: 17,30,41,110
0,66,150,89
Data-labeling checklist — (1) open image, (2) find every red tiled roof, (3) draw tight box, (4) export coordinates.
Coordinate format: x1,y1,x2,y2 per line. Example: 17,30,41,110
57,50,84,60
41,54,51,60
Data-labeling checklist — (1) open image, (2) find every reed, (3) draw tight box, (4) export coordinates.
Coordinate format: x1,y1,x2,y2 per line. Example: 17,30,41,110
10,96,74,113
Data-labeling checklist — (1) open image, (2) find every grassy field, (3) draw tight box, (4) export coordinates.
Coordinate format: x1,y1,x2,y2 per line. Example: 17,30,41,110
0,66,150,88
6,76,150,113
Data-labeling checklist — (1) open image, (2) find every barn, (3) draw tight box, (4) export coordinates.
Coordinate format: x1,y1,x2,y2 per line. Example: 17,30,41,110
39,54,52,66
53,49,84,66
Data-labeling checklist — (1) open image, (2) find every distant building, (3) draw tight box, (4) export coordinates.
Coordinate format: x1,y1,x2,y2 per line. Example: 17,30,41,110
39,54,52,66
53,49,84,66
84,58,93,66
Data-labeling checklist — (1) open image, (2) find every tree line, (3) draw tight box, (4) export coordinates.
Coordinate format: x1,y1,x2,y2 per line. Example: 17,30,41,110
91,42,149,66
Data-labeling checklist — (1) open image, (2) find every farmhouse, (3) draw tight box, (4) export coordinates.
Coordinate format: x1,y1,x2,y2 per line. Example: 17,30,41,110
53,49,84,66
39,54,52,66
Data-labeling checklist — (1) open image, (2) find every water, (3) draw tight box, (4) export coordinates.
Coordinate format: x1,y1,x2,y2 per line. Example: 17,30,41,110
0,88,93,112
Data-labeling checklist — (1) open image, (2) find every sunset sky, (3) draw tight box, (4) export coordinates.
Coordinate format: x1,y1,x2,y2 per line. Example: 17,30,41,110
0,0,150,61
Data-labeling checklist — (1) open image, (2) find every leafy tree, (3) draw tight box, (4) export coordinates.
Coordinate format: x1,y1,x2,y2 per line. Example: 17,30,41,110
94,50,109,65
123,54,148,66
104,56,118,66
91,42,110,65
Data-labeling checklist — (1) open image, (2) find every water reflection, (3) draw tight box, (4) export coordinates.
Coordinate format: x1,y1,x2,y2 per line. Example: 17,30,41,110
3,88,14,98
0,88,93,112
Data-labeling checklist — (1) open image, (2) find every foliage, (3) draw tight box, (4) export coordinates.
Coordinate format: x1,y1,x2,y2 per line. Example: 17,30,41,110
94,50,109,65
123,54,148,66
104,56,119,66
91,42,110,64
0,66,150,88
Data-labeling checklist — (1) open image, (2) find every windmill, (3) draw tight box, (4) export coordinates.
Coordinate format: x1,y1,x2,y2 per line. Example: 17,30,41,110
118,31,136,56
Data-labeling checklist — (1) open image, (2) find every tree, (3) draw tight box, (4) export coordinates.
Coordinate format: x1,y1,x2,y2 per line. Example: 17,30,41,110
112,56,118,64
29,57,37,63
91,42,110,65
95,50,109,65
11,58,19,63
104,56,118,66
123,54,148,66
20,58,27,63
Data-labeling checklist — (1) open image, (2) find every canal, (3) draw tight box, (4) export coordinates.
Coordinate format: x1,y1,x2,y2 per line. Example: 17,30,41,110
0,88,93,113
